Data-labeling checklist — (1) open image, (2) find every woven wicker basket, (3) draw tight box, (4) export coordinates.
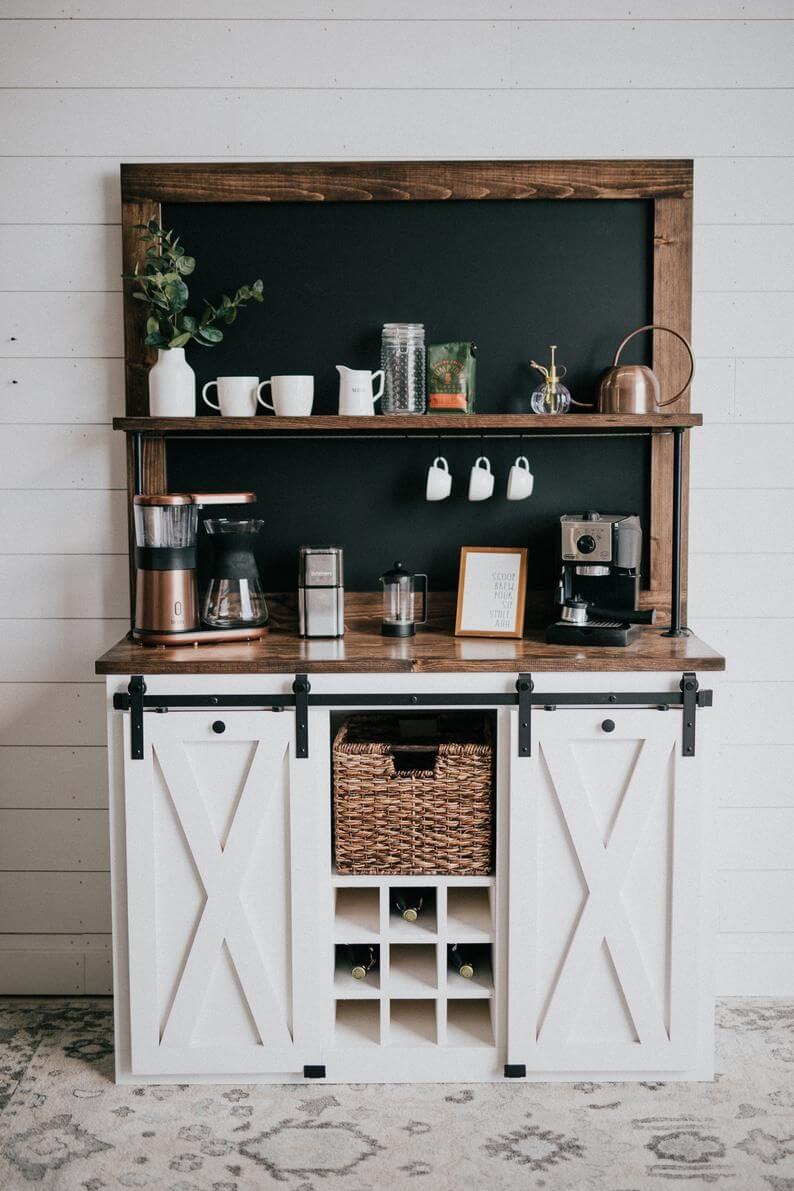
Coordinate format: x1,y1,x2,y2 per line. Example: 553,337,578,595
332,715,493,875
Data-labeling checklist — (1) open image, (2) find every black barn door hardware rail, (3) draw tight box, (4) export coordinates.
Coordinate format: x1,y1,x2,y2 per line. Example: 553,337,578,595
114,672,711,761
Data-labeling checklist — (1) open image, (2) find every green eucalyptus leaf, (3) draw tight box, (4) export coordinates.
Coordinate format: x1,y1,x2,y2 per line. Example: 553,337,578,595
180,314,198,332
175,255,195,275
144,331,168,347
197,326,223,344
224,308,237,325
169,331,192,349
145,316,159,335
132,292,150,302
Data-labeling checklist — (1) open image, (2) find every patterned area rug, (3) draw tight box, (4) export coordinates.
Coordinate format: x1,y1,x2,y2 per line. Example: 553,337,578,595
0,999,793,1189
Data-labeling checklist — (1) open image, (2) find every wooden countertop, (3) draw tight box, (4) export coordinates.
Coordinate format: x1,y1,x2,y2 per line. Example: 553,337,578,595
96,625,725,676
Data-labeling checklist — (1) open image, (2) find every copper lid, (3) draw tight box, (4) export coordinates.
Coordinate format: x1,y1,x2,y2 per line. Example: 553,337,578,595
189,492,256,506
133,493,193,507
133,492,256,507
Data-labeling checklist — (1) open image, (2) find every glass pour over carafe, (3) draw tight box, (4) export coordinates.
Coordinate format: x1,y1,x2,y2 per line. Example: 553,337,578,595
379,561,428,637
202,518,269,628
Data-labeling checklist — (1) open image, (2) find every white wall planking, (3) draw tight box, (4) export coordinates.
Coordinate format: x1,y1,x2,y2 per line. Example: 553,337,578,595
0,293,123,357
0,684,106,746
0,19,510,89
717,684,794,747
0,556,128,619
0,809,109,870
0,872,111,932
718,808,794,872
0,491,127,554
6,3,794,22
688,557,794,618
5,90,794,158
0,620,128,682
690,425,794,490
694,292,794,359
0,226,122,293
719,872,794,934
0,359,124,424
716,746,794,809
0,426,124,489
0,747,108,809
695,226,794,293
690,491,794,555
689,621,793,682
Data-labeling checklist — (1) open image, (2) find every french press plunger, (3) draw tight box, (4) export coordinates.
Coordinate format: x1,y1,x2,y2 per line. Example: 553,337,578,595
379,562,428,638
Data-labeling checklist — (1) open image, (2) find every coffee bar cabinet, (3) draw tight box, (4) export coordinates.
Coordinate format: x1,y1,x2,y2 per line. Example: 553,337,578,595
102,660,718,1085
99,160,723,1083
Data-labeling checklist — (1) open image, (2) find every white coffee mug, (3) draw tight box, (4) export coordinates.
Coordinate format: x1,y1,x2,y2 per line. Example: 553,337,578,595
202,376,263,417
507,455,534,501
426,456,452,502
258,375,314,416
468,456,494,502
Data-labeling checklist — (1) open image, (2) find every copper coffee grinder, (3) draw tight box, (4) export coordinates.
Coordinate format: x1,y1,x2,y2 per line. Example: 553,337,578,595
132,492,268,645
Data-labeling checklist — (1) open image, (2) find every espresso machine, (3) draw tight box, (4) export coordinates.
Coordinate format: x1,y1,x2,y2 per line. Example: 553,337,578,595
546,512,656,646
132,492,269,645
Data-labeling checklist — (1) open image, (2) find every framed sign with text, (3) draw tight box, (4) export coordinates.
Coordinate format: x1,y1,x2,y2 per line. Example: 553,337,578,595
455,547,528,638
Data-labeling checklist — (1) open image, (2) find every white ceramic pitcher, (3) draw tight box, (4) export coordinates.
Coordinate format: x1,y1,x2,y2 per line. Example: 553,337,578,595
336,364,385,416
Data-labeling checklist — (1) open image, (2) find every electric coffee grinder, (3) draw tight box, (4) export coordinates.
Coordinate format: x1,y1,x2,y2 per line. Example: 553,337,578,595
132,491,268,645
546,512,657,647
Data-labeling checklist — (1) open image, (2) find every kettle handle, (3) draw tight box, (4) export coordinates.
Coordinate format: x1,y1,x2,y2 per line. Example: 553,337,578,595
614,324,696,408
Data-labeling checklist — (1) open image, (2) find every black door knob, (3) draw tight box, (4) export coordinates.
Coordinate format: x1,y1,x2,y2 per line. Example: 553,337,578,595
211,720,226,734
601,718,616,733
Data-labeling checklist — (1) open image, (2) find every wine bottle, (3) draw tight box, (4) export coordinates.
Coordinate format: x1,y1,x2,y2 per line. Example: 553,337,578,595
393,892,424,923
345,945,376,981
449,944,474,980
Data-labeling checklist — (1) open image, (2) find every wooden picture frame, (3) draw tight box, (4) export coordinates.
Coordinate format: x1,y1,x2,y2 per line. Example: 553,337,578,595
119,159,694,622
455,547,528,639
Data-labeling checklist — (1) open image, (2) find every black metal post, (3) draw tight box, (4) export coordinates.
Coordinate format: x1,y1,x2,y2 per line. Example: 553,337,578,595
663,427,687,637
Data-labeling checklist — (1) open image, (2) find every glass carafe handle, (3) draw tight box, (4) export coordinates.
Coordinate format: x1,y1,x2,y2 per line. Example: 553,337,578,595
414,574,428,626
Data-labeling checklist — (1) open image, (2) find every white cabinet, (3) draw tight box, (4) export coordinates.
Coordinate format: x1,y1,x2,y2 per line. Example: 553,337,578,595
121,708,321,1076
108,671,712,1083
507,707,709,1077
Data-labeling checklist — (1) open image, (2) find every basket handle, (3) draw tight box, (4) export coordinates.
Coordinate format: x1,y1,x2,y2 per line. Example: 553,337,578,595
388,745,439,777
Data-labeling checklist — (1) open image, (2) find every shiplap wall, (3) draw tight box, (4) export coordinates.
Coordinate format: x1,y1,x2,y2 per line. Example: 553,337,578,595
0,2,792,996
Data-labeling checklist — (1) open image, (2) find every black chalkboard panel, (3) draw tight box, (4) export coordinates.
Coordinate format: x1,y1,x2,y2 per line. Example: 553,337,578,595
168,435,650,593
164,199,652,412
163,198,653,592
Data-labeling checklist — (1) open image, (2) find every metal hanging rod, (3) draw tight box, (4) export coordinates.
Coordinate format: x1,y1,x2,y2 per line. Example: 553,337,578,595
164,431,663,443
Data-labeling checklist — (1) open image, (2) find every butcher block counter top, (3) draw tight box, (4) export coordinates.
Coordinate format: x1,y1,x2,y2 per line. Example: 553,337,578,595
96,625,725,676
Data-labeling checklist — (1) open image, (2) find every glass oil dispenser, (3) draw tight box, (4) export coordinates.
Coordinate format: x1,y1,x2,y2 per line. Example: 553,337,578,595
379,561,428,637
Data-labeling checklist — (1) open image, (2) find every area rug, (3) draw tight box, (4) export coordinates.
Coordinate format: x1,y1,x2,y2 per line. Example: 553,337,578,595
1,998,793,1189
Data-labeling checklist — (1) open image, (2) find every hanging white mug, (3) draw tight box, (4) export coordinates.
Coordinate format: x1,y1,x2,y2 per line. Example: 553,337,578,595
336,365,385,415
426,456,452,502
468,456,494,502
258,375,314,416
202,376,262,417
506,455,534,501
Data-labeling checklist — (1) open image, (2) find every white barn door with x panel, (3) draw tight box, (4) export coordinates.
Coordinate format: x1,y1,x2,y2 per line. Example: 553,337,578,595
122,708,320,1076
507,705,710,1078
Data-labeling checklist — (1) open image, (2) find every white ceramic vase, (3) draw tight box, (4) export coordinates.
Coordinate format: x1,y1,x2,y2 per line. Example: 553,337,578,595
148,348,196,417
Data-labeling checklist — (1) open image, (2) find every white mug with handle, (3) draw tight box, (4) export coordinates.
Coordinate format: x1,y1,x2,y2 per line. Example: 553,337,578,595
426,456,452,502
202,376,263,417
468,456,494,502
258,375,314,416
507,455,534,501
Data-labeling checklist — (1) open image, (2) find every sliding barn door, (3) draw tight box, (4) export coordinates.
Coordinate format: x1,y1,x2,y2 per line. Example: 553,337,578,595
123,709,318,1076
507,707,705,1073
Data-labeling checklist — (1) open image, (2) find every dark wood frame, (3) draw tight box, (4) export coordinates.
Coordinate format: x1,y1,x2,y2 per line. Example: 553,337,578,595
455,547,529,639
119,159,694,619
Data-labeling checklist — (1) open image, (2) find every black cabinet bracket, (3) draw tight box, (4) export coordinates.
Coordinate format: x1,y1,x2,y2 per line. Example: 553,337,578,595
681,672,698,757
293,674,311,759
504,1063,526,1079
517,673,533,758
128,675,146,761
303,1064,326,1079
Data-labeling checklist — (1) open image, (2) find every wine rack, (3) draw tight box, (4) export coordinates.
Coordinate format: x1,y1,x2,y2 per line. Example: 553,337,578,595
331,875,496,1049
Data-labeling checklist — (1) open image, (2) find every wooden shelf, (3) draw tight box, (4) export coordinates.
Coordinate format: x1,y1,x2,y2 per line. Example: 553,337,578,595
113,412,703,435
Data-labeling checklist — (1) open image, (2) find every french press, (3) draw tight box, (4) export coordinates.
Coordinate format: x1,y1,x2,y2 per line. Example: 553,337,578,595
379,562,428,637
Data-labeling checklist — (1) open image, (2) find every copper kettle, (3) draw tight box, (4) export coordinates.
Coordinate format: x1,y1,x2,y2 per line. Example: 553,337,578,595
597,324,695,414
